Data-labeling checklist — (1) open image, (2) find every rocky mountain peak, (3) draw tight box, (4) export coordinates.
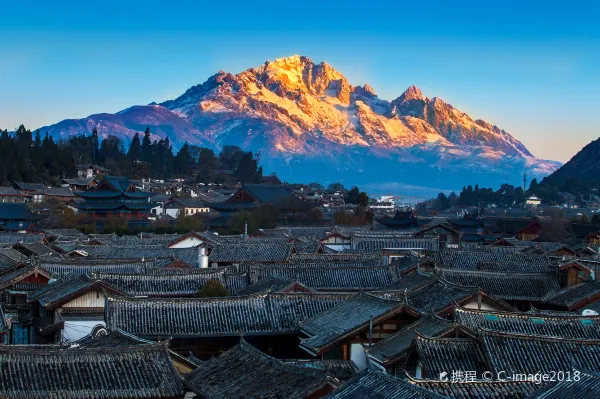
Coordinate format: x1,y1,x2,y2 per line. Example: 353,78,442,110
399,85,424,102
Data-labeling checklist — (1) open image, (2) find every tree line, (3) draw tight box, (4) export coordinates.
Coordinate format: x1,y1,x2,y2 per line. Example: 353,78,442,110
0,125,263,185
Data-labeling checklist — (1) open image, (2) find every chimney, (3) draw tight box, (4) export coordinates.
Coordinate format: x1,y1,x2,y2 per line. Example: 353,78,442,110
197,247,208,269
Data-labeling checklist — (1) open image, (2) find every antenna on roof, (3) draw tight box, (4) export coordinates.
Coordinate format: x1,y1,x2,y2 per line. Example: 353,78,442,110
368,315,373,347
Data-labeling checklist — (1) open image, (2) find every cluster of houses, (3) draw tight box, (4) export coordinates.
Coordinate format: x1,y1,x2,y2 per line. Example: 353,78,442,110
0,209,598,397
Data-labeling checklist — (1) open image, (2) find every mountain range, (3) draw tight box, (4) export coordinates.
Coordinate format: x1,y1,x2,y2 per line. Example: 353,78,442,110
38,55,560,194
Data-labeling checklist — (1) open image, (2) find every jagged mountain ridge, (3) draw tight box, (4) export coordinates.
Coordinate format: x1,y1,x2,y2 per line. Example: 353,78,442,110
37,55,560,191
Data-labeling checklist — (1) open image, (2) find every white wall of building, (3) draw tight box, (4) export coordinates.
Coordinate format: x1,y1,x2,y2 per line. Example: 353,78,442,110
169,236,204,249
62,320,105,343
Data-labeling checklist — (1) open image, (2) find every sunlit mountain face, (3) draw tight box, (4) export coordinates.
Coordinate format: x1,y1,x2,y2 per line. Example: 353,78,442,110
39,55,560,192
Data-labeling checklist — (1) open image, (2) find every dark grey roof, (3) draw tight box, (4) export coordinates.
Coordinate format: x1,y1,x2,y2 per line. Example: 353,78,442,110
406,278,478,314
366,316,453,365
289,252,384,266
408,377,538,399
438,250,551,272
455,307,600,339
412,334,488,378
42,229,88,240
106,292,349,338
14,242,58,257
299,293,408,355
0,248,27,266
92,268,236,297
351,237,439,252
0,187,22,196
184,340,332,399
250,264,402,291
14,181,46,191
543,282,600,309
438,269,560,301
323,371,447,399
282,359,358,380
482,329,600,375
80,246,199,266
39,258,172,276
0,232,44,245
235,276,298,295
292,241,322,254
528,369,600,398
28,275,125,309
208,242,293,263
0,343,183,398
41,187,75,197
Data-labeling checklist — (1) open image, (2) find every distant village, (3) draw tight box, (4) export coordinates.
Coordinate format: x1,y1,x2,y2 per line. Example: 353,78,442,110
0,161,599,398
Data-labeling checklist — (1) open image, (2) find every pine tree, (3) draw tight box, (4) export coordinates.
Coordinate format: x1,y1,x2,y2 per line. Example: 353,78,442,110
141,127,152,162
91,127,99,163
128,133,142,161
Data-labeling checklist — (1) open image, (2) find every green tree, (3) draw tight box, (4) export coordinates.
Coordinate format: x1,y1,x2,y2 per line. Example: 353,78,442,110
141,127,152,162
196,279,229,298
357,191,369,207
128,133,142,161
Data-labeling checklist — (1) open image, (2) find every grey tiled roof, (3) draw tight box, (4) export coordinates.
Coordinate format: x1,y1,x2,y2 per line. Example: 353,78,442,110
542,282,600,309
351,237,439,252
209,242,293,263
80,246,199,266
299,293,407,355
289,252,384,266
105,292,349,338
184,340,331,399
0,343,183,398
406,278,478,314
366,316,452,365
528,369,600,398
482,329,600,375
454,307,600,339
249,264,402,291
282,359,358,380
438,269,560,301
39,258,172,276
292,241,322,254
409,378,539,399
0,232,44,246
438,250,551,272
412,334,488,378
92,268,235,297
324,371,447,399
28,275,124,309
235,276,297,295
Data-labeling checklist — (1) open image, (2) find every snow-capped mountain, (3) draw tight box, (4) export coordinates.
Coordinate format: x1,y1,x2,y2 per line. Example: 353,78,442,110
38,55,560,191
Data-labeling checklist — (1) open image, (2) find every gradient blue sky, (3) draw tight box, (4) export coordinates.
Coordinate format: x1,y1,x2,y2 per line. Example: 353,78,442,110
1,0,598,162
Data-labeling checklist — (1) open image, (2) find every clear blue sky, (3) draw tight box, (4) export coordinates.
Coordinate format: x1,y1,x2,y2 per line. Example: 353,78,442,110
1,0,598,163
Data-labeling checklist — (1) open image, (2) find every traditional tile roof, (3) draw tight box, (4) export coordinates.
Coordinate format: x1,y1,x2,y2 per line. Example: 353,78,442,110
39,257,171,276
288,252,384,266
0,343,183,398
39,187,75,197
528,369,600,398
323,371,446,399
0,264,53,290
0,248,27,266
382,272,436,292
406,278,479,314
438,269,560,301
14,181,46,191
92,268,233,297
235,276,299,295
543,282,600,310
438,250,551,272
454,307,600,339
0,203,38,221
250,264,402,291
282,359,358,380
28,275,126,309
209,242,293,263
105,292,348,338
299,292,410,355
42,229,88,240
80,246,198,266
351,238,439,252
14,242,58,257
292,241,323,254
0,232,44,246
407,376,539,399
410,334,489,378
184,339,333,399
366,315,453,366
0,186,23,196
481,329,600,375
